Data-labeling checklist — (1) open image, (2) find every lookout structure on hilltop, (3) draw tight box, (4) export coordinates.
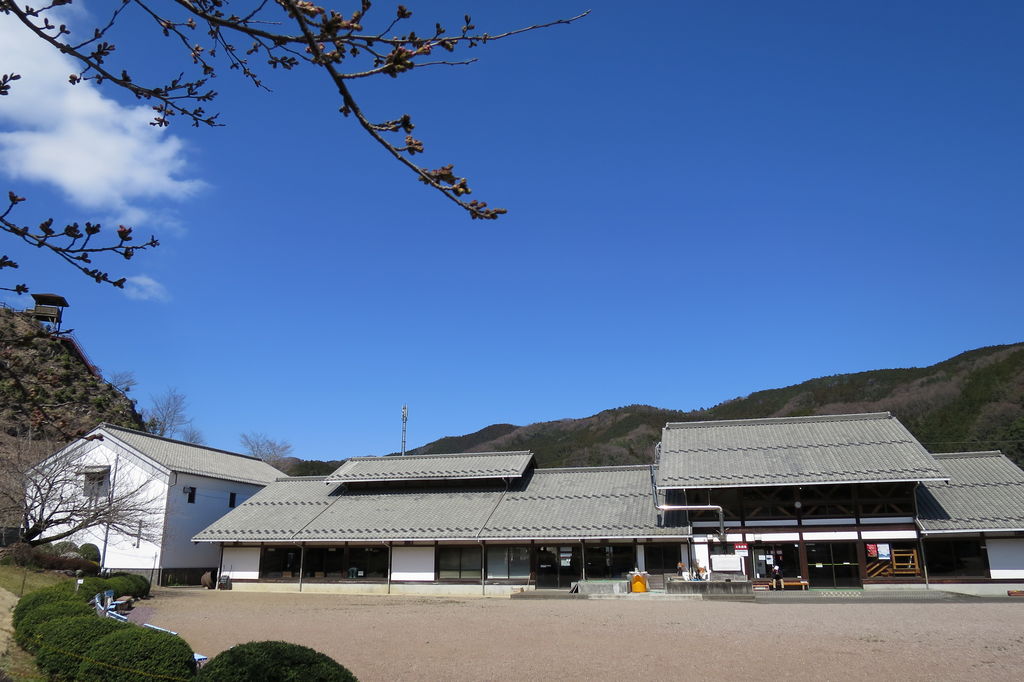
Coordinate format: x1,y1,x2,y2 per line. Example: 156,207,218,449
27,293,70,331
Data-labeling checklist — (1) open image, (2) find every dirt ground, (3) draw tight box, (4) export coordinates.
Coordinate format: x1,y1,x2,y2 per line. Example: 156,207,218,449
131,589,1024,681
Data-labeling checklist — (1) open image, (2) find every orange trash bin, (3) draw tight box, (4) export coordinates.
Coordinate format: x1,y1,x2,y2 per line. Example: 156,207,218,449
630,573,648,593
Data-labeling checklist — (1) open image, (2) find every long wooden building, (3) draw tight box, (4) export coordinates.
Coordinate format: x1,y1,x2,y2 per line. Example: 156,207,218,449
194,413,1024,595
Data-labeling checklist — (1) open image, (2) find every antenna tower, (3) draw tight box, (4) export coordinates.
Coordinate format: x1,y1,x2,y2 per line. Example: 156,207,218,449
401,404,408,455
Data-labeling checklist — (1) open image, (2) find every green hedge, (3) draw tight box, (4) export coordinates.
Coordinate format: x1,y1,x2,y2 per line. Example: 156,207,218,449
198,641,358,681
15,599,95,652
77,627,197,681
34,615,128,679
11,583,76,629
110,572,152,598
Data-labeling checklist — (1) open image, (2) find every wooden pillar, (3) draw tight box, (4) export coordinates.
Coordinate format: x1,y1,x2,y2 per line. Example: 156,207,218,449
798,536,810,581
855,540,868,585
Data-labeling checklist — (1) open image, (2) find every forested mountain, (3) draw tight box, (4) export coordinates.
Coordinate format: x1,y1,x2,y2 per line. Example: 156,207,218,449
398,343,1024,470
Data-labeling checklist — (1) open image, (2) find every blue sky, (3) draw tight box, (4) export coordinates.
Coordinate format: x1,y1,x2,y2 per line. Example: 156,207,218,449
1,1,1021,460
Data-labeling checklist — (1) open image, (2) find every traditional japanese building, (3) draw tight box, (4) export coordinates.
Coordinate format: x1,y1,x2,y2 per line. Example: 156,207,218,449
194,413,1024,595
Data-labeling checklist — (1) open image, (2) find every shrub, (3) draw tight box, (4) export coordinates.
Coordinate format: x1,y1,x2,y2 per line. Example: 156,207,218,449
12,584,76,629
15,599,94,652
198,641,358,682
30,550,100,574
77,627,197,682
78,577,113,600
35,615,129,680
110,572,151,598
106,576,137,598
79,543,101,562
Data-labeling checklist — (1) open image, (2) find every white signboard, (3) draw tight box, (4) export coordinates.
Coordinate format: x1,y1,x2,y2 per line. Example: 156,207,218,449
710,554,743,572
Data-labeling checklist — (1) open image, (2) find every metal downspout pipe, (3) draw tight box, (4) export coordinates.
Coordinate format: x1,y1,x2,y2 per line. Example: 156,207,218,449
915,518,930,589
479,541,486,596
656,505,726,541
384,542,392,594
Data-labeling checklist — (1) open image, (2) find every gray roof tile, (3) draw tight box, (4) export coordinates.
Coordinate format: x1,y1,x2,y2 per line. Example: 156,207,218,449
326,451,533,483
917,452,1024,532
657,412,945,488
195,463,688,542
100,423,282,486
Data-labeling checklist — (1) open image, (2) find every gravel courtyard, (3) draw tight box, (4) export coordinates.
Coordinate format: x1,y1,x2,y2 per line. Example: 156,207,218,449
133,589,1023,681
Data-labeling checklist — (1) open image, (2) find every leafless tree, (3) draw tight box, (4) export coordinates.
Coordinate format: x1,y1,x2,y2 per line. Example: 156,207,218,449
179,423,206,445
108,370,138,394
0,3,586,294
0,435,161,546
142,387,199,440
240,431,294,466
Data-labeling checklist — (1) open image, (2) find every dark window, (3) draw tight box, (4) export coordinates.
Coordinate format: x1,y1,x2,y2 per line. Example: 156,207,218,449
259,546,300,580
186,487,196,504
438,546,482,580
486,546,531,579
84,472,108,499
228,492,237,508
924,539,988,577
583,545,634,579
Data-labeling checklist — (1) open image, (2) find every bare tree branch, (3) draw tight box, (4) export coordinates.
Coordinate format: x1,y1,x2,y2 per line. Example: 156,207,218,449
1,435,162,546
240,431,293,466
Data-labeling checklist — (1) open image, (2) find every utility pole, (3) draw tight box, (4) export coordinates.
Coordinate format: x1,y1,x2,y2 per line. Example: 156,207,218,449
401,404,408,456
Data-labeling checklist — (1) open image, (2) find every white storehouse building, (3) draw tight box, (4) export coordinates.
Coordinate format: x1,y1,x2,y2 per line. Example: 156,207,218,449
53,424,282,585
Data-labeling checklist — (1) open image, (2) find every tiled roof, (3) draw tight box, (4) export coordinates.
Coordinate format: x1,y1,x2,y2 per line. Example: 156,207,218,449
325,451,534,483
657,412,945,488
917,452,1024,533
99,423,283,486
195,465,689,542
484,467,683,538
193,478,332,541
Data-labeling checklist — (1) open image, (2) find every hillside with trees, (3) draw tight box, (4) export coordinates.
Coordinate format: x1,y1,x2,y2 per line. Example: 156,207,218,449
0,305,143,454
395,343,1024,470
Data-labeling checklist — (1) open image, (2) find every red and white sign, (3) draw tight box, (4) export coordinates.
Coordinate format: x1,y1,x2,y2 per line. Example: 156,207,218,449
734,542,749,557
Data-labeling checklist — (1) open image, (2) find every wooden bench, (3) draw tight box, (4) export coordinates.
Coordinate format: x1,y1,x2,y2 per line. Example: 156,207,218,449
754,579,809,591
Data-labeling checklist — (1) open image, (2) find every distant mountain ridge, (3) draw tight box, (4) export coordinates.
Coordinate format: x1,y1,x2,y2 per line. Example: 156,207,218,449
398,343,1024,470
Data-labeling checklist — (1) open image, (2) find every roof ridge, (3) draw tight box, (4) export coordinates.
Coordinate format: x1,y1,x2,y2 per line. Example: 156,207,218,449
346,450,532,461
932,451,1005,459
664,412,892,429
535,465,651,473
97,422,266,462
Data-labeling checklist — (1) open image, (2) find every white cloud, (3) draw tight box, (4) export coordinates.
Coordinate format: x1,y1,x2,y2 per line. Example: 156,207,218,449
0,14,205,224
123,275,170,302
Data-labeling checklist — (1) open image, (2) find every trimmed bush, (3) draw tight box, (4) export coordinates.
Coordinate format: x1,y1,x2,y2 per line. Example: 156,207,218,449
15,599,94,652
111,572,151,598
35,615,129,681
106,575,137,598
12,583,76,629
79,543,101,562
77,627,197,682
198,641,358,682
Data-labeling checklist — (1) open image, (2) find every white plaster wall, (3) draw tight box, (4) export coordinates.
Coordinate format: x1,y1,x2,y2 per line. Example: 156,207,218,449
221,546,261,580
987,538,1024,579
861,530,919,540
635,545,645,572
163,472,263,569
59,440,169,571
693,543,710,572
392,546,435,581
